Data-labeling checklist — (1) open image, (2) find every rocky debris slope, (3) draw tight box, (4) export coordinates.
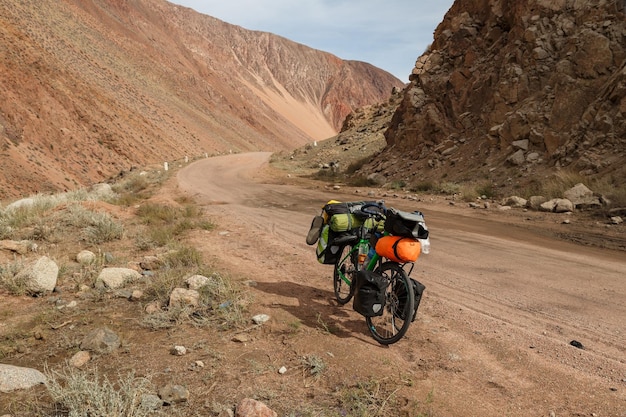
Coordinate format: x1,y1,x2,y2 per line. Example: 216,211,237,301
275,88,404,177
373,0,626,194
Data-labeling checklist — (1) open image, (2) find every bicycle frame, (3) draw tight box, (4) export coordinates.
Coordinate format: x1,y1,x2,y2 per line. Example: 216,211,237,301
336,236,381,286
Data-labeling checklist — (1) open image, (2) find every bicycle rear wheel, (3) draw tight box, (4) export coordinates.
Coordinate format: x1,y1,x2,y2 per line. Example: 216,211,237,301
333,244,356,304
366,261,414,345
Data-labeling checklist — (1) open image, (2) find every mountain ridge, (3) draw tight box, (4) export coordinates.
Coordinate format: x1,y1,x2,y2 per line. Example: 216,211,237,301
0,0,403,199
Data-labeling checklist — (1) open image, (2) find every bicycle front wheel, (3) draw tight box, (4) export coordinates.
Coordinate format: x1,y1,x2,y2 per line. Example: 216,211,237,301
366,262,414,345
333,244,356,305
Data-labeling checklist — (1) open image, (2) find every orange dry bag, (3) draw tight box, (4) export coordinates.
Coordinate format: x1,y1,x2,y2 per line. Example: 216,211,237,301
375,236,421,263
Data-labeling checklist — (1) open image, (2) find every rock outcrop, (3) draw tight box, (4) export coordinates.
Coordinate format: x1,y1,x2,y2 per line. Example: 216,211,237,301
376,0,626,192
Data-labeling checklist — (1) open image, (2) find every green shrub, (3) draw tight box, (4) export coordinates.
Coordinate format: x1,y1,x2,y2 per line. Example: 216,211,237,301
0,259,27,295
136,203,179,225
84,212,124,244
345,156,370,175
410,181,436,193
162,245,203,268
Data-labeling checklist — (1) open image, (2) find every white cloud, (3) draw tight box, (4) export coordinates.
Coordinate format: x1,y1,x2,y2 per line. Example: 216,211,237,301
170,0,454,80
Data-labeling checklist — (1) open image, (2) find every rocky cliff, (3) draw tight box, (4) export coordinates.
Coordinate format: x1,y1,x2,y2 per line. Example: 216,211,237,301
374,0,626,193
0,0,402,199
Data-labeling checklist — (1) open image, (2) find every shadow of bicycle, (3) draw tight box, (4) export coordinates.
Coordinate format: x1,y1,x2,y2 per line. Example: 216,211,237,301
253,280,379,345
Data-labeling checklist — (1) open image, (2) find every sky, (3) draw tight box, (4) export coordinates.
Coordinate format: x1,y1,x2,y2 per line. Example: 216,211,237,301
169,0,455,81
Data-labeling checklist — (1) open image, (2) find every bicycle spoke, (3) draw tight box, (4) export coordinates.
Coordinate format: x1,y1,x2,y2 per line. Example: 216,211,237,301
365,262,414,345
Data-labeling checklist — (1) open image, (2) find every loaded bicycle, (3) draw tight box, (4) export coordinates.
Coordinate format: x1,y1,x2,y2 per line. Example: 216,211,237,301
307,200,430,345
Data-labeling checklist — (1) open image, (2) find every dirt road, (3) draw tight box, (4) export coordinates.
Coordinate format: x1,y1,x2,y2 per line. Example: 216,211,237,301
178,152,626,417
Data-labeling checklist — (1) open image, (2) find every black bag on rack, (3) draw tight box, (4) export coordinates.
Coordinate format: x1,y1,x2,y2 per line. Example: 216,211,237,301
353,270,388,317
384,208,429,239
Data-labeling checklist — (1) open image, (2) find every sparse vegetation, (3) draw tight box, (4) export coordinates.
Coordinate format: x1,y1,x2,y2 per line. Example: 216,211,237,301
345,156,371,174
45,366,153,417
301,355,326,377
339,378,400,417
0,258,27,295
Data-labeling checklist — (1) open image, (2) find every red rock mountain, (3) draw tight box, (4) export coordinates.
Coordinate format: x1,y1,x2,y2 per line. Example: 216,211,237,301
0,0,403,199
374,0,626,192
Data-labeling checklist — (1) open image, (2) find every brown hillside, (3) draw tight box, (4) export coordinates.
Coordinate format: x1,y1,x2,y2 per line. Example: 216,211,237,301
0,0,403,200
369,0,626,196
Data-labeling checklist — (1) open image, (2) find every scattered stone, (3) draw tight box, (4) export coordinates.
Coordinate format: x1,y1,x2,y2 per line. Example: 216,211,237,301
235,398,277,417
140,394,164,411
69,351,91,368
0,239,32,255
507,149,525,166
79,327,121,354
570,340,584,349
252,314,270,325
15,256,59,295
0,364,46,393
512,139,529,151
526,152,540,162
76,250,96,265
610,216,623,225
57,300,77,310
232,334,251,343
554,199,574,213
564,183,603,210
171,346,187,356
540,198,574,213
158,384,189,404
562,219,571,224
278,366,287,374
89,183,114,198
527,196,548,210
96,267,141,289
140,255,162,271
169,288,200,308
503,196,527,208
145,301,161,314
186,274,211,290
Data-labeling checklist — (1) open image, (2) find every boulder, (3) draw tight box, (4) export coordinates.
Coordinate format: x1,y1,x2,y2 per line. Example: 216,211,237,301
97,267,141,289
169,288,200,308
0,364,46,393
79,327,121,354
16,256,58,294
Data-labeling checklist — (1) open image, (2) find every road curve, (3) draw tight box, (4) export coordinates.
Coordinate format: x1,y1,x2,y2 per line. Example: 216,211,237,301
178,152,626,416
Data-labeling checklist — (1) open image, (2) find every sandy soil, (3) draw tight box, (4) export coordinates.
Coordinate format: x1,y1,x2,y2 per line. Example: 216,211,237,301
175,152,626,417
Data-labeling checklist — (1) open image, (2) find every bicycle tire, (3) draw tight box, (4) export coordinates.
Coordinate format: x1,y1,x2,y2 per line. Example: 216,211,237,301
366,261,414,345
333,244,356,304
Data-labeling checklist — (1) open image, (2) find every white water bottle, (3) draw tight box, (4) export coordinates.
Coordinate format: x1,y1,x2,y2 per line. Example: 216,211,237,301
419,237,431,254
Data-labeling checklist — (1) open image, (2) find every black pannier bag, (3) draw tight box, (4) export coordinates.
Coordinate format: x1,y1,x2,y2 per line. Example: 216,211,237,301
393,278,426,322
384,208,429,239
316,225,358,264
352,270,388,317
